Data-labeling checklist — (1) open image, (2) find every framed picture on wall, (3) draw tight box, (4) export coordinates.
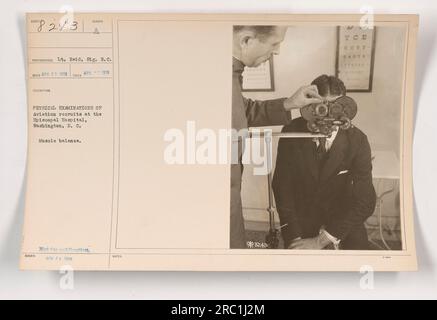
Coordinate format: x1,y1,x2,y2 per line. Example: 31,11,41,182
336,26,376,92
242,56,275,92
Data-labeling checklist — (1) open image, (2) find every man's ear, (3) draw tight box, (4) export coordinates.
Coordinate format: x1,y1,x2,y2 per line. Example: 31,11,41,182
237,30,256,48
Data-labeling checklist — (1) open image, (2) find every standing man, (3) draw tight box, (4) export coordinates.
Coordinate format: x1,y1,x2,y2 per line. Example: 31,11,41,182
231,26,323,248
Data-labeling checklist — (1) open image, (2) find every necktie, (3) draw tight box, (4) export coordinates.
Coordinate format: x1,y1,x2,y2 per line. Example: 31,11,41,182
317,137,327,155
316,137,328,173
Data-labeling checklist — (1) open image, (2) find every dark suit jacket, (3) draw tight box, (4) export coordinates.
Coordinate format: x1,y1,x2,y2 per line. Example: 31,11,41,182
272,117,376,249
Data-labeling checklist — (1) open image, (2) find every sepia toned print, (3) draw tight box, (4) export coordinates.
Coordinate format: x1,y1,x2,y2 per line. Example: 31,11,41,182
21,13,417,271
232,25,409,254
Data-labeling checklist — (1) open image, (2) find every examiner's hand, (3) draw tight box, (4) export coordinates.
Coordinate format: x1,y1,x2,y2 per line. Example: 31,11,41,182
283,85,323,111
288,234,330,250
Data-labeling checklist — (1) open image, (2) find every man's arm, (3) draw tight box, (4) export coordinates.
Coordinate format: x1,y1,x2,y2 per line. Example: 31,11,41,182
325,134,377,240
243,97,290,127
272,128,303,247
243,85,322,127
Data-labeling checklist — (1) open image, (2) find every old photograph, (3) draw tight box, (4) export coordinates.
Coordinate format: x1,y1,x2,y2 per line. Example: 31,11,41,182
20,13,417,271
232,25,406,251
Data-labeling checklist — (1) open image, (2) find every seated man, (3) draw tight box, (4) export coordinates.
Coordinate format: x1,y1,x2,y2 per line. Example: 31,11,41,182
272,75,376,250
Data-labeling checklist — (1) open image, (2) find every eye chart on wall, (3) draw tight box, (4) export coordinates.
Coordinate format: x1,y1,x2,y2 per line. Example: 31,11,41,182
336,26,376,92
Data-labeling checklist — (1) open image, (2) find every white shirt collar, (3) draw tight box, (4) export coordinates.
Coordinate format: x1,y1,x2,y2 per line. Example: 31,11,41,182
313,126,339,151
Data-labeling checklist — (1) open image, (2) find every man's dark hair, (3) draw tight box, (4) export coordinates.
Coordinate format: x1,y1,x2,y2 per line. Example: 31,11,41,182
233,25,277,40
311,75,347,97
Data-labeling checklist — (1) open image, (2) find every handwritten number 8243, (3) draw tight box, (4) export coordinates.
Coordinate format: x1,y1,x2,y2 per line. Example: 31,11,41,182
37,19,78,32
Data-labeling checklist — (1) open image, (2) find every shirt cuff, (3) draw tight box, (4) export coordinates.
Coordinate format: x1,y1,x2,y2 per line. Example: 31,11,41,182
291,108,301,120
320,228,341,250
